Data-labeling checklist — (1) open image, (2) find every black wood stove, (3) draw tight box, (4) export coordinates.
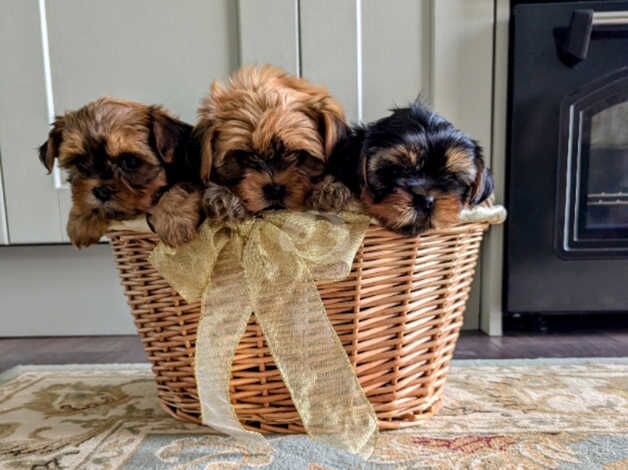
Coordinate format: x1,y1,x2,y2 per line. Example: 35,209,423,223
507,0,628,315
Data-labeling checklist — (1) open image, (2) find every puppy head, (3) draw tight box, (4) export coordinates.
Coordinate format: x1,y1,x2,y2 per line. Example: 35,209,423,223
359,101,493,236
38,97,191,227
197,64,347,212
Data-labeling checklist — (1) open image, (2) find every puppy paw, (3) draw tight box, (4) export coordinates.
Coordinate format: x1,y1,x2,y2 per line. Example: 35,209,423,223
67,211,109,248
202,182,250,222
308,176,354,212
149,184,202,247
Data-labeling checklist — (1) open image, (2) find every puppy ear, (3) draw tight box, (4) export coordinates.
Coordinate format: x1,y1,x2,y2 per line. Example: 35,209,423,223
150,107,192,164
325,126,367,195
196,81,225,183
294,81,348,158
38,117,65,173
468,143,494,205
317,99,348,158
195,120,214,183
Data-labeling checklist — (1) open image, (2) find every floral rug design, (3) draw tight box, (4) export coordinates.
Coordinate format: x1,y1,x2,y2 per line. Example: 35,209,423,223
0,359,626,469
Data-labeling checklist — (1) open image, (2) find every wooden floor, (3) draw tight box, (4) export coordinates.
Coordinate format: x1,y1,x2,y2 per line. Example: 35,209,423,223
1,330,626,372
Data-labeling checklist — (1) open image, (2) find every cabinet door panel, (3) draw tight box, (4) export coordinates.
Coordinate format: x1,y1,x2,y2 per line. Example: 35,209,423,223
0,0,64,243
432,0,494,154
300,0,360,122
239,0,300,74
46,0,238,122
362,0,430,121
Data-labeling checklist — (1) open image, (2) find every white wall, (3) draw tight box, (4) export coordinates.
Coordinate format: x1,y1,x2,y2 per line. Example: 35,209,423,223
0,243,134,336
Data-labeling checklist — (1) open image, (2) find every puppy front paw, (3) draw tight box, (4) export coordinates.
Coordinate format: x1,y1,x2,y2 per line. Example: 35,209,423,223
202,183,249,222
149,184,202,247
308,176,354,212
67,211,109,248
149,213,198,247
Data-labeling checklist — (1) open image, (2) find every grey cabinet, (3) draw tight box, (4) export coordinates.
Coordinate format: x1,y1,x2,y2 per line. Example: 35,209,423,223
0,0,497,334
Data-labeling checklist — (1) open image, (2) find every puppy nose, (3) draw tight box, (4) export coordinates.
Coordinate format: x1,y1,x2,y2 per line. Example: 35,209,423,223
92,185,113,202
414,194,434,211
263,183,286,201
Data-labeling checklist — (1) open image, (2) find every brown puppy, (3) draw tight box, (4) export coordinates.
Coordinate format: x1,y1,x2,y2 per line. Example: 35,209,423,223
196,64,351,220
38,97,203,247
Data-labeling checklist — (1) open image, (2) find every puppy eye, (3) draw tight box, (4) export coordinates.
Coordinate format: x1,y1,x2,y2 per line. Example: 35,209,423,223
118,154,141,171
245,160,262,170
225,149,254,164
378,164,401,180
231,150,250,161
296,151,313,164
75,160,91,175
226,150,262,169
296,151,324,175
244,155,266,171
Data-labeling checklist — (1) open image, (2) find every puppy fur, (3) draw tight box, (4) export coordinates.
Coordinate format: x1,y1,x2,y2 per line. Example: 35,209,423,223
327,100,494,235
196,64,350,220
38,97,203,247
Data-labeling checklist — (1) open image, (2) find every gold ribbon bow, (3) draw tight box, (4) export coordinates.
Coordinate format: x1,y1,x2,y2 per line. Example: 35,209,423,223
150,211,378,457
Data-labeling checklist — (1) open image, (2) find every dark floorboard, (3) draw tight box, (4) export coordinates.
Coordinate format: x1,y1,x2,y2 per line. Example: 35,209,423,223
0,330,626,373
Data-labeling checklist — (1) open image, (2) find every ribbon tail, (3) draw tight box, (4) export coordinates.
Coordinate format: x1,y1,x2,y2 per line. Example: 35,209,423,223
195,239,271,455
251,264,378,458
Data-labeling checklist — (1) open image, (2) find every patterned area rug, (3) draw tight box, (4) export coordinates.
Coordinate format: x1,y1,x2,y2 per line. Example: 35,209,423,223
0,359,626,469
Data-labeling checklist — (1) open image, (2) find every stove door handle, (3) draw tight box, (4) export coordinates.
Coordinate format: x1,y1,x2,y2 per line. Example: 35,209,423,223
563,9,628,63
592,11,628,27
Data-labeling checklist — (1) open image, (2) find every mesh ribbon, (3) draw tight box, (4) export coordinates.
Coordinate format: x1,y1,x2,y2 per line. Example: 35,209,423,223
149,211,377,457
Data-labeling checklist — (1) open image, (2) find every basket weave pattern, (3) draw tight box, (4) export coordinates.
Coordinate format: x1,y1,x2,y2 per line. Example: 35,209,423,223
108,222,487,433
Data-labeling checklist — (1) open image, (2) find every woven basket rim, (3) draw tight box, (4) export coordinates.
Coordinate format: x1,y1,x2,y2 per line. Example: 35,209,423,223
107,204,506,235
107,219,492,239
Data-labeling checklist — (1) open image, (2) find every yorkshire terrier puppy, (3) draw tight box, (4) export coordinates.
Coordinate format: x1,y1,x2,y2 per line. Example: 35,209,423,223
38,97,203,247
196,64,351,220
327,100,494,235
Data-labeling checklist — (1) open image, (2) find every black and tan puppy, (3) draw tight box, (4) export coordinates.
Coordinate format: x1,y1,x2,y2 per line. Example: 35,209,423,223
327,100,494,235
38,97,203,247
196,64,351,220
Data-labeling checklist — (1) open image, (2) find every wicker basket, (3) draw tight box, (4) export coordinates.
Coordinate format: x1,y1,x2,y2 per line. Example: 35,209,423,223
108,221,488,433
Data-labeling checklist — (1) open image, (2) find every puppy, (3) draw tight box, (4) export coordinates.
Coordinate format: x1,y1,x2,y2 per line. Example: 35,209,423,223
196,64,351,220
327,100,494,235
38,97,203,247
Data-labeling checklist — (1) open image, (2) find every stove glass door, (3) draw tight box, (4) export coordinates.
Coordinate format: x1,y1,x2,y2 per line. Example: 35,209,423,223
558,68,628,256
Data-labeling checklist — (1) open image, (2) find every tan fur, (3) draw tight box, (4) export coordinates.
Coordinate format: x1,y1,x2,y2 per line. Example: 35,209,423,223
369,144,420,172
148,184,202,247
307,175,354,212
361,188,462,234
202,182,249,222
235,166,313,212
430,192,463,228
361,189,418,231
56,98,154,168
66,206,111,248
445,147,475,175
197,65,347,216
